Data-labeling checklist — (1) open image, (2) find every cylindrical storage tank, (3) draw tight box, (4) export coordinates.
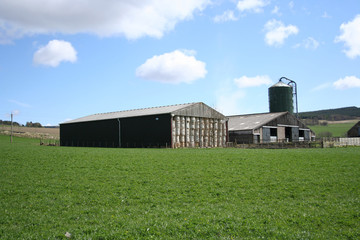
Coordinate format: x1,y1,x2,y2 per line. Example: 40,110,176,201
269,80,293,113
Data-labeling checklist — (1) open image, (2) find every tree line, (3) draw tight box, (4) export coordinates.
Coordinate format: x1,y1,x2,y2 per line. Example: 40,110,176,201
0,120,42,128
299,106,360,121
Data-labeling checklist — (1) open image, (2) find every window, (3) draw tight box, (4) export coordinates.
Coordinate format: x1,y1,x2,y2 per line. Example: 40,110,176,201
270,128,277,136
299,130,304,138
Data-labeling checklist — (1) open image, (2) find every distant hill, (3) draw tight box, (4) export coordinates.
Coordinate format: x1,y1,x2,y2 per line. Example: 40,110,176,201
299,106,360,121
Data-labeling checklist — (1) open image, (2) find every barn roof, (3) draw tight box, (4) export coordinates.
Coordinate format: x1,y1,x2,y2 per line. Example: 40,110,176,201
61,102,225,124
227,112,287,131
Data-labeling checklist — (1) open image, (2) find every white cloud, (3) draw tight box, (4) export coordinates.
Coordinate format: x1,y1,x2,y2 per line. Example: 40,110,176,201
264,19,299,46
12,110,20,116
215,75,271,115
333,76,360,90
214,10,238,23
215,89,245,115
310,83,331,92
237,0,269,13
33,40,77,67
322,11,331,19
335,15,360,59
234,75,272,88
294,37,319,50
8,99,31,108
289,1,294,10
271,6,281,16
303,37,319,49
136,50,207,84
0,0,209,43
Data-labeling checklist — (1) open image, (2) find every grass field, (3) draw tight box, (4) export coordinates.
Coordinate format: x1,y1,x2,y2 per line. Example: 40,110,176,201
1,135,359,239
308,122,356,137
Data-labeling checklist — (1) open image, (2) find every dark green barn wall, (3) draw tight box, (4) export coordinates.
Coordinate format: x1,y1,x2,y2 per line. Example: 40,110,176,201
120,114,171,148
60,119,119,147
60,114,172,148
229,130,253,144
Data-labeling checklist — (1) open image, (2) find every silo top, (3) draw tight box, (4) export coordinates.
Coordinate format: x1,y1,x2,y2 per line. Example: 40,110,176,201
270,80,291,88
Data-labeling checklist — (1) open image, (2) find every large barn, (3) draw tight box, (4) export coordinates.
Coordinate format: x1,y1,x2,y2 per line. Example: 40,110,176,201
228,112,315,144
60,102,228,148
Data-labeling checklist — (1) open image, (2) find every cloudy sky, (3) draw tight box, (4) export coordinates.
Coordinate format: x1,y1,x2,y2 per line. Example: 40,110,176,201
1,0,359,126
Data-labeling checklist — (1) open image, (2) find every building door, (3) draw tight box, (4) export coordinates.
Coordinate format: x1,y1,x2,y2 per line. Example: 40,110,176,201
292,127,299,142
253,135,260,144
262,128,270,143
304,130,310,141
285,127,292,142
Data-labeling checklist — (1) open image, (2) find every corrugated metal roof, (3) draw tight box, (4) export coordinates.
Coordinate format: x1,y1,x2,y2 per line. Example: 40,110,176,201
227,112,287,131
62,102,200,124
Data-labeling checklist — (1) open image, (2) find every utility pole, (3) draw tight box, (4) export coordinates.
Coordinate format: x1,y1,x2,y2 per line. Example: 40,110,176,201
10,113,13,143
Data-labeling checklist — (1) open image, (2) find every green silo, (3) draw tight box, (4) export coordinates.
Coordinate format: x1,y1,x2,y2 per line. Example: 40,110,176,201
269,80,294,113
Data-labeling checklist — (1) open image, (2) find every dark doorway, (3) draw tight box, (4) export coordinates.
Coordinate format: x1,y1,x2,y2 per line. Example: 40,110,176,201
285,127,292,142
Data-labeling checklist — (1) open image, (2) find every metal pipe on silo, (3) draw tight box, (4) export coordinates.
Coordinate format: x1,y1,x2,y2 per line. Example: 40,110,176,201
280,77,299,118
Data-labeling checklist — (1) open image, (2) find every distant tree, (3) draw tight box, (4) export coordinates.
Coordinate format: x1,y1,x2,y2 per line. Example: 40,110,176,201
302,118,319,126
320,121,328,126
33,122,42,128
299,106,360,121
0,119,20,126
26,121,42,128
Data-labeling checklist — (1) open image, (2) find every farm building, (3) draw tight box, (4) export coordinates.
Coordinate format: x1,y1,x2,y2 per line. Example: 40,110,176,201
60,102,228,148
347,121,360,137
228,112,315,144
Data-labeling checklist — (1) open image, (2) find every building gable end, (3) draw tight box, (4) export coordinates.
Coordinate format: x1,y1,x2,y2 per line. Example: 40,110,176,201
172,102,225,119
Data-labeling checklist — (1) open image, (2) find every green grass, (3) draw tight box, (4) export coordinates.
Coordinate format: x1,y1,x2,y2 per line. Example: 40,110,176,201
309,122,356,137
1,135,360,239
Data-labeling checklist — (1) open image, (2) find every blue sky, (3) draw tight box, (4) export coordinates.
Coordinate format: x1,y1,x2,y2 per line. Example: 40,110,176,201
1,0,359,126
